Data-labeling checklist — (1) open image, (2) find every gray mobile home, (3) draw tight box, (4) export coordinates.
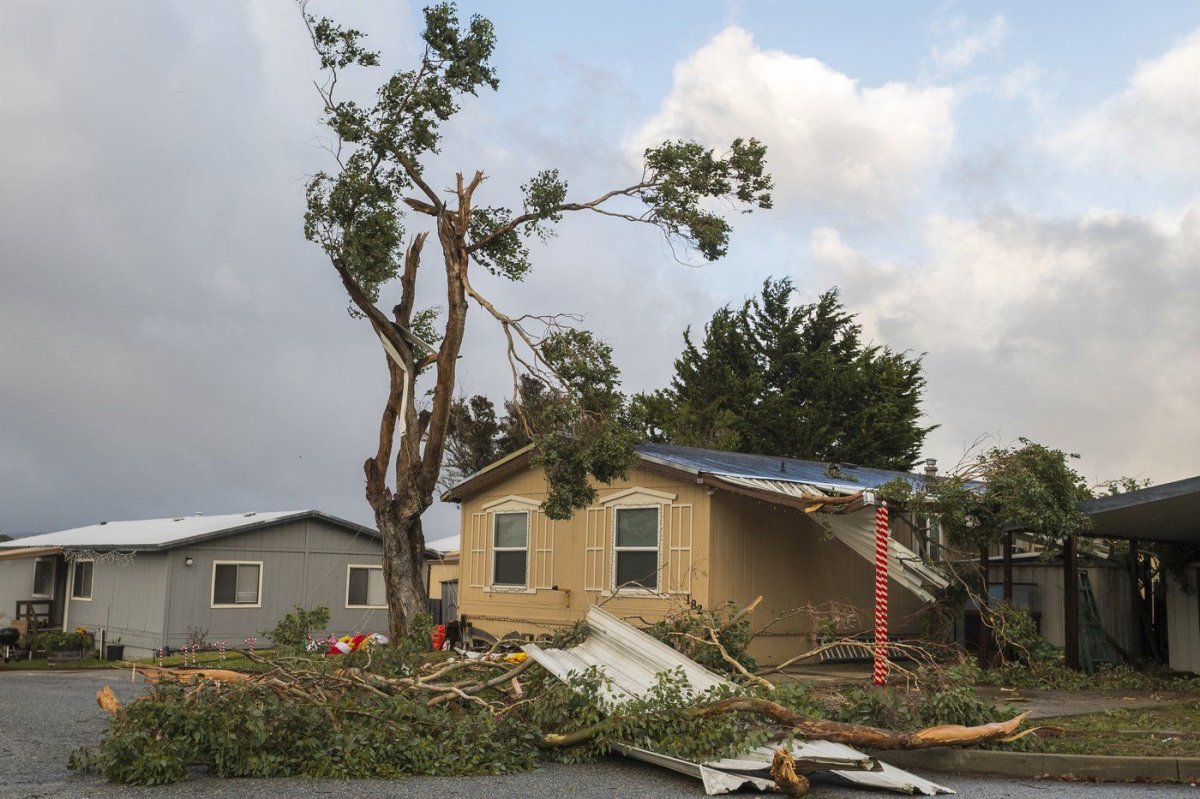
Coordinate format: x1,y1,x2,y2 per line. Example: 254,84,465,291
0,510,416,658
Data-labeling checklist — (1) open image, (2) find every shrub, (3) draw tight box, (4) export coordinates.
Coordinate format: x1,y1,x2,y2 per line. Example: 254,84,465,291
264,606,331,651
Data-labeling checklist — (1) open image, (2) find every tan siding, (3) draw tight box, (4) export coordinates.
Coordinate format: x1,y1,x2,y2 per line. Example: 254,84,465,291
454,465,712,639
428,559,459,601
708,491,929,665
1167,569,1200,672
988,561,1136,654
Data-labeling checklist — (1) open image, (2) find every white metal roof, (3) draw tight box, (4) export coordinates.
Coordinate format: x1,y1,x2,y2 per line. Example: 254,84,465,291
0,511,350,551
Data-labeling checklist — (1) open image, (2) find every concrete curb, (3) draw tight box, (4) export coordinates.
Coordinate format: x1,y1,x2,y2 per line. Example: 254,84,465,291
867,748,1200,783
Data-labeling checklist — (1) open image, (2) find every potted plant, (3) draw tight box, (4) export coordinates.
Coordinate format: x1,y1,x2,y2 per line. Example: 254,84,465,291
44,630,91,664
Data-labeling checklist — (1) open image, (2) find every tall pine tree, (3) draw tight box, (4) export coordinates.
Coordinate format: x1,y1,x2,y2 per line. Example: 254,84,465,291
640,278,934,470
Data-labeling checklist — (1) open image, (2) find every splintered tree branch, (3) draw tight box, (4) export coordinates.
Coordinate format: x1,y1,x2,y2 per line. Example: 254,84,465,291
698,696,1030,750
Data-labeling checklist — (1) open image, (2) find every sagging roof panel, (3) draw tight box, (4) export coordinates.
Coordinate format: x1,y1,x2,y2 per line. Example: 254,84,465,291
636,443,930,493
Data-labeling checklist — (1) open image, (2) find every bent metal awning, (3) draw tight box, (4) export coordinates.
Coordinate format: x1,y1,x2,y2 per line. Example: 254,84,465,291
700,474,948,603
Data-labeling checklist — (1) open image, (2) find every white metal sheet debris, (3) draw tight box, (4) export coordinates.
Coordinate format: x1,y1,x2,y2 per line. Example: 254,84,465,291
524,607,955,796
821,511,949,603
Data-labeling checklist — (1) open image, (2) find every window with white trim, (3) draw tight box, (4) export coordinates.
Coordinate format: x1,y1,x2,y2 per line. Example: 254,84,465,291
71,560,94,600
32,558,53,597
212,562,262,607
613,506,660,591
492,512,529,587
347,565,386,608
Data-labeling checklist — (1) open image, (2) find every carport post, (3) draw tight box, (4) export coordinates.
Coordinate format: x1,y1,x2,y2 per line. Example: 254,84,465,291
1063,534,1080,670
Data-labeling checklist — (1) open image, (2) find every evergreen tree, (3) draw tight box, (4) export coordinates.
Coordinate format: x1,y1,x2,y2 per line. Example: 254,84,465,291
642,278,933,470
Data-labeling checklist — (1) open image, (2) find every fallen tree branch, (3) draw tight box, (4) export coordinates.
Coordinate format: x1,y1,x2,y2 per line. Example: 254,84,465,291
699,696,1030,750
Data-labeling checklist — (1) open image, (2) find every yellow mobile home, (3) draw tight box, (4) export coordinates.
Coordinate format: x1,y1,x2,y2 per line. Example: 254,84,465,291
442,443,947,665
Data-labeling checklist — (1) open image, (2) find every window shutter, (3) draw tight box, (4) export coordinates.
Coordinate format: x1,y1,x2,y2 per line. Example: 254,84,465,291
532,512,555,589
667,503,694,594
584,506,608,592
468,512,487,588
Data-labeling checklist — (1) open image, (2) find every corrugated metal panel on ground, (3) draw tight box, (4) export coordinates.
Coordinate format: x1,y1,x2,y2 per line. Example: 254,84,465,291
525,607,954,796
523,604,730,705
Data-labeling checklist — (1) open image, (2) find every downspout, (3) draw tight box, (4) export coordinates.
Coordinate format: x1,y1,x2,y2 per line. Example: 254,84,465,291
62,557,74,633
162,553,174,654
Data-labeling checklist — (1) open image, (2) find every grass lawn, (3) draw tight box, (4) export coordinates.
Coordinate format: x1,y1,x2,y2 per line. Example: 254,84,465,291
130,649,278,672
1029,698,1200,757
0,656,114,671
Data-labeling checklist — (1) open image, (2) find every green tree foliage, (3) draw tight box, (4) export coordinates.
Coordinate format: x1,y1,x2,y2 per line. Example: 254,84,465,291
638,278,932,470
297,2,771,634
264,606,331,652
879,437,1093,552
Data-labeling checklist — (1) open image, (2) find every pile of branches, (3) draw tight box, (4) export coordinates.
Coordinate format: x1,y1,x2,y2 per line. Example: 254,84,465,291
78,631,1033,790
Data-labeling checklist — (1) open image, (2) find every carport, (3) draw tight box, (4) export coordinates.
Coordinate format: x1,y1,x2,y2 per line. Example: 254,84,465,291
1077,475,1200,670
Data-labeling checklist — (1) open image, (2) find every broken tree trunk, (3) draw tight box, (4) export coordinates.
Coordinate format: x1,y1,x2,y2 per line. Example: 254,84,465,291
542,695,1030,752
770,749,811,797
700,697,1030,750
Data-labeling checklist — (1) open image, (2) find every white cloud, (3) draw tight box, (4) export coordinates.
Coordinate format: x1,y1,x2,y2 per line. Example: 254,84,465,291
931,15,1009,72
1051,29,1200,174
810,205,1200,484
630,27,956,219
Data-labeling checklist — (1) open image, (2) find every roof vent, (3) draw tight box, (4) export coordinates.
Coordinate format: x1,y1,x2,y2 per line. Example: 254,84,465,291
173,517,184,522
99,521,108,526
243,512,257,517
779,460,786,473
194,512,204,516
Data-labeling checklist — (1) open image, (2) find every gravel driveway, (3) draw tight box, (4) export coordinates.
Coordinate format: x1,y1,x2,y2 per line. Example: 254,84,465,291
1,670,1196,799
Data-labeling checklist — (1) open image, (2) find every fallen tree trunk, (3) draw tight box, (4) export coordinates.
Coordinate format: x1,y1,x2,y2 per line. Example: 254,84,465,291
131,664,252,685
540,695,1029,752
700,696,1029,749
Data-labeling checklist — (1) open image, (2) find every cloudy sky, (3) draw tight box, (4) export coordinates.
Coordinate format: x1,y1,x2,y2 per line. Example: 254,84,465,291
2,1,1197,538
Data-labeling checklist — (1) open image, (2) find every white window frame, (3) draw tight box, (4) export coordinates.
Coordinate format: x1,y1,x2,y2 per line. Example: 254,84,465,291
345,564,387,609
490,510,531,590
611,504,663,595
210,560,263,609
71,559,94,601
31,557,55,598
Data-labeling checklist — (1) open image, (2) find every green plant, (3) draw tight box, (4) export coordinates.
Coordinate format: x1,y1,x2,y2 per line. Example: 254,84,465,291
34,630,91,652
265,606,331,652
645,600,758,677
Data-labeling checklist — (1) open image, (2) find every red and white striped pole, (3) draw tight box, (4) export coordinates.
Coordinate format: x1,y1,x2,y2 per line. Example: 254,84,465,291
872,500,890,686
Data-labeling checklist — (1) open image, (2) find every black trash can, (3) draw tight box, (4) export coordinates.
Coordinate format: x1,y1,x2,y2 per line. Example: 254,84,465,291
104,644,125,661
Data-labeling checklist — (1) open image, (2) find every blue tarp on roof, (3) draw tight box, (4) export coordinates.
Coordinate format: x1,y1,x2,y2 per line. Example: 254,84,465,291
634,443,929,493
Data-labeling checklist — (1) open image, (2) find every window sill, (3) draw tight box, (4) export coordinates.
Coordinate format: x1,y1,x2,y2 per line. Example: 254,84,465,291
602,588,669,599
346,604,387,610
484,585,536,595
70,596,93,602
210,603,262,609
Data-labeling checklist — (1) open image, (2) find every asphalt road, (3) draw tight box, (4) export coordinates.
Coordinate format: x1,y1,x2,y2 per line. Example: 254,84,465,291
0,670,1196,799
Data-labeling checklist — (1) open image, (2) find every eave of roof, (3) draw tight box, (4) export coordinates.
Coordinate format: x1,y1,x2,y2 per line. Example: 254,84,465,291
440,444,535,503
0,546,63,561
1079,475,1200,544
0,510,383,552
441,442,930,506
